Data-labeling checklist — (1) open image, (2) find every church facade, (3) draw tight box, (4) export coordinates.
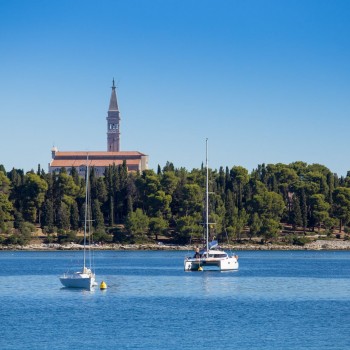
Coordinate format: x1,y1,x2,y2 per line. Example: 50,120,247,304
49,80,148,176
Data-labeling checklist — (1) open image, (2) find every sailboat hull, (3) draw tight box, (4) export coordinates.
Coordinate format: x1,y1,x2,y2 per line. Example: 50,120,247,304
59,272,96,290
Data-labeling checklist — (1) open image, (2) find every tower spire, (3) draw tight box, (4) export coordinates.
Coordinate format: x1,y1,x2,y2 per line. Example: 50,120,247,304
109,78,119,111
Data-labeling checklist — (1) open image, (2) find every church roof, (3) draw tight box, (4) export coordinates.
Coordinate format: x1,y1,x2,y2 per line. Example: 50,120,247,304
50,158,141,168
53,151,146,157
109,79,119,111
50,151,147,168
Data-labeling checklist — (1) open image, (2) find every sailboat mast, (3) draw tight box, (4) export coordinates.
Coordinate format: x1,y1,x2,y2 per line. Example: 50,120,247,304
206,138,209,255
83,155,89,270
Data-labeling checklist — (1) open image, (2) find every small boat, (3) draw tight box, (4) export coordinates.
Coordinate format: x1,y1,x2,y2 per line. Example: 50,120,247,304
184,140,239,271
59,157,97,289
60,266,96,289
184,244,239,271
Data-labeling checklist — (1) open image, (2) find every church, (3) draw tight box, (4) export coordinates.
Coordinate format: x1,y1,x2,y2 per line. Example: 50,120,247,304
49,80,149,176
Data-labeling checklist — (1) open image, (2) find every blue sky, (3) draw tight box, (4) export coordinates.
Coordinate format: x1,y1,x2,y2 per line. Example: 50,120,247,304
1,0,350,176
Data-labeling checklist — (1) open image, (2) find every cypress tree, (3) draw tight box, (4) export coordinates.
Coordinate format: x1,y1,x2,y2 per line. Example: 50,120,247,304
92,199,104,229
300,188,308,232
127,194,133,215
109,195,114,226
56,201,70,230
104,165,116,226
225,167,231,192
217,166,226,194
13,209,24,229
327,172,334,212
71,166,80,186
291,194,303,230
112,164,120,223
224,189,235,227
70,201,80,230
41,199,54,230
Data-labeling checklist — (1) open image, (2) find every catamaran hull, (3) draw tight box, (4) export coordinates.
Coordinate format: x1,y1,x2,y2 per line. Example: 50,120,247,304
59,273,96,290
184,257,239,271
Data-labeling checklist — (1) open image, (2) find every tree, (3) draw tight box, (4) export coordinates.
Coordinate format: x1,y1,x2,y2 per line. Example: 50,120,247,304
163,161,175,172
178,184,203,217
309,194,330,232
304,171,329,197
175,215,202,244
125,208,149,237
260,218,281,242
250,191,285,221
21,172,48,223
70,201,80,230
41,199,54,231
160,171,179,196
0,171,13,230
52,172,80,227
70,166,80,185
333,187,350,232
290,194,303,230
300,188,308,232
149,216,168,240
227,208,248,240
137,170,161,215
92,199,104,229
210,193,225,235
224,189,235,227
248,213,262,240
147,190,172,218
104,165,116,226
57,201,70,230
229,166,249,209
13,209,24,229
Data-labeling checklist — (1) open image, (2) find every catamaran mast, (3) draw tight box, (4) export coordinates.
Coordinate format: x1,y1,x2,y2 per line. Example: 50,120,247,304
206,138,209,255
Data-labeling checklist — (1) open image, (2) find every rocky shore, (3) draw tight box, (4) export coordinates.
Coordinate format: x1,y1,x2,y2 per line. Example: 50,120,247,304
1,240,350,251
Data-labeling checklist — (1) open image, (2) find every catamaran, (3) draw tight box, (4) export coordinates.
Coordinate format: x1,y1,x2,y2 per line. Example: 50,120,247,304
184,140,239,271
59,157,97,289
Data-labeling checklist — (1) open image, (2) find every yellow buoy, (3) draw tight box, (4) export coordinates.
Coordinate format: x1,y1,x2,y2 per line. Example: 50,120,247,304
100,281,107,290
198,266,203,271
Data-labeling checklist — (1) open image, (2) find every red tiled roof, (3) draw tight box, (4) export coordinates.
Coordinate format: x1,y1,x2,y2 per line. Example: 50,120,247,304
50,159,141,167
49,150,148,173
55,151,146,157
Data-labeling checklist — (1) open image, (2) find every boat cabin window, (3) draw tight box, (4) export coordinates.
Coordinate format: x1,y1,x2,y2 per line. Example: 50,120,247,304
209,254,228,258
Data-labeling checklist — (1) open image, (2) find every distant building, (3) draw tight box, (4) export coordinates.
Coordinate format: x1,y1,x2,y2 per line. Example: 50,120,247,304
49,80,148,176
107,79,121,152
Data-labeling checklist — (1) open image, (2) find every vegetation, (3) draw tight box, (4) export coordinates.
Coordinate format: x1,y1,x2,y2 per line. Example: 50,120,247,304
1,161,350,246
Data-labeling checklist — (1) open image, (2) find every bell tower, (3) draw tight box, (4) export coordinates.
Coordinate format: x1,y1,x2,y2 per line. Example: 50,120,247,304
107,79,120,152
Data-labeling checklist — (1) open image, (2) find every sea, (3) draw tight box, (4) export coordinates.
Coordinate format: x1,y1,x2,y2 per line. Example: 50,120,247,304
0,249,349,350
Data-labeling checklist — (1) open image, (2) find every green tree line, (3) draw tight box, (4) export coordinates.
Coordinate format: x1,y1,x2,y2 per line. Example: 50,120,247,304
1,161,350,245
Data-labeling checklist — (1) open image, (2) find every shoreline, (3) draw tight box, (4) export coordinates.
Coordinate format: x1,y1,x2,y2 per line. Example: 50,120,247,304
1,240,350,251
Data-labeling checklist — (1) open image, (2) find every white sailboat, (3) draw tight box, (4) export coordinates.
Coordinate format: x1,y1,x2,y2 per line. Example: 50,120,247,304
59,158,97,289
184,139,239,271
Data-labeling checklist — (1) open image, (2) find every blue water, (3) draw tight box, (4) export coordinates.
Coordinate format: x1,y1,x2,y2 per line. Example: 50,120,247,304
1,250,350,349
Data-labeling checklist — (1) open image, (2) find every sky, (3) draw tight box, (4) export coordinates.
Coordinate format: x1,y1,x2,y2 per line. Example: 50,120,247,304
1,0,350,176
